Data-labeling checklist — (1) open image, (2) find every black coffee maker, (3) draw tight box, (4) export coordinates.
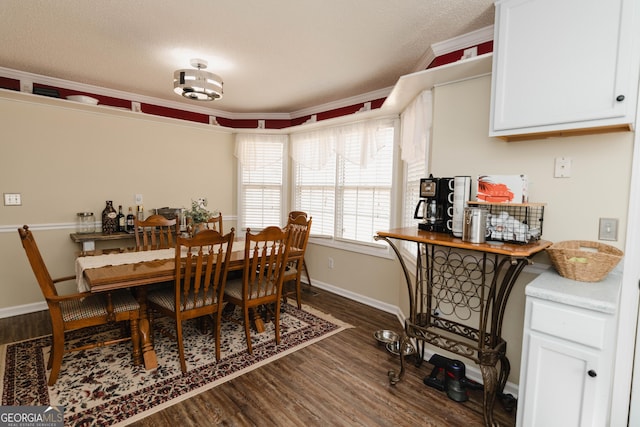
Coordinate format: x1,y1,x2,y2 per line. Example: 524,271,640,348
414,175,454,233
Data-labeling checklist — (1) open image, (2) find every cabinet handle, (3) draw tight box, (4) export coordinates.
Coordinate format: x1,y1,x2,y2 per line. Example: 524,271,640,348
616,95,625,102
588,370,597,378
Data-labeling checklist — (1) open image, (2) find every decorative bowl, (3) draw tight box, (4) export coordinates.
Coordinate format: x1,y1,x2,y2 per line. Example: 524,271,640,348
386,340,415,357
66,95,99,105
374,329,399,345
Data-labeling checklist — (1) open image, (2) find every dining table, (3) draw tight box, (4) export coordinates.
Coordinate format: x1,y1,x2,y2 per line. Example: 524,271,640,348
76,238,301,370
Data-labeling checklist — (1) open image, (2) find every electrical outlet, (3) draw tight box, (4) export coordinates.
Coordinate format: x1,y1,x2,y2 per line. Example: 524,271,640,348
328,257,334,269
3,193,22,206
599,218,618,241
554,157,572,178
135,194,143,204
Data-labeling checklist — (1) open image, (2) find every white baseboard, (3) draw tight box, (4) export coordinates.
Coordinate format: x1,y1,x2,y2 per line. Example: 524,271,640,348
0,301,47,319
307,278,520,399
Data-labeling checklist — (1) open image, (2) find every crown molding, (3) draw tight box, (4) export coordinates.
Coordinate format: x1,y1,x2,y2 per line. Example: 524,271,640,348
431,25,494,57
0,26,493,123
410,25,494,74
0,66,239,118
0,66,391,122
290,87,392,119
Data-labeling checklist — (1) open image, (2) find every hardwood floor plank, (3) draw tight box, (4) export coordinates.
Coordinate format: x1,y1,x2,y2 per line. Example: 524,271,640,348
0,288,516,426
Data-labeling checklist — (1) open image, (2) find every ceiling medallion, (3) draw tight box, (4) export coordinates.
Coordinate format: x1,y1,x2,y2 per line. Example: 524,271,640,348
173,58,223,101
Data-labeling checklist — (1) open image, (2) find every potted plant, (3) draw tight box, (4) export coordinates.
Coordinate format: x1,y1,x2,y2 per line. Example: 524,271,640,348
184,198,218,235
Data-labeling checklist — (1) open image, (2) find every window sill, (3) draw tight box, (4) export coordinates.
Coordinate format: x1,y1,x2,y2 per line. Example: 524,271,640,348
308,236,394,260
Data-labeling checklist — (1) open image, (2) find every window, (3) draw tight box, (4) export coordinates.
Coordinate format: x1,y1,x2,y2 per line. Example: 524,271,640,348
400,90,432,256
235,134,288,230
291,118,398,246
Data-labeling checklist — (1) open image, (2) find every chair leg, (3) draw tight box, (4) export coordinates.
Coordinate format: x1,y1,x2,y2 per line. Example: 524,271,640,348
302,259,312,287
130,317,142,366
48,331,65,386
214,309,223,361
274,300,281,346
176,319,187,373
295,275,302,309
243,305,253,354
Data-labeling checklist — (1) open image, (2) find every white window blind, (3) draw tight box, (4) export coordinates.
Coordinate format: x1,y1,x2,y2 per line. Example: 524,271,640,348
235,134,287,230
291,118,397,245
403,157,427,229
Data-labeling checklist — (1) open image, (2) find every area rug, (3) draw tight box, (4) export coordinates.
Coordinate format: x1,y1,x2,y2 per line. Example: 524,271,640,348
0,304,351,426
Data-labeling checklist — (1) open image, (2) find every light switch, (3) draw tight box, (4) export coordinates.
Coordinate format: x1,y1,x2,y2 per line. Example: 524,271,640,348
599,218,618,241
3,193,22,206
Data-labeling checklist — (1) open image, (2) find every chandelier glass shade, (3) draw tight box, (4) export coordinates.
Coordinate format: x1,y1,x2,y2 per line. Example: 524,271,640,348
173,59,223,101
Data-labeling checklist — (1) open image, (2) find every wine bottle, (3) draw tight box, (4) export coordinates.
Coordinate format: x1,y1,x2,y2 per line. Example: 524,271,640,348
117,205,125,232
126,207,135,232
102,201,118,234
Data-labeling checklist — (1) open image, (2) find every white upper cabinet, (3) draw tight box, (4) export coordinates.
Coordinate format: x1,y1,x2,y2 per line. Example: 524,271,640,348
490,0,640,139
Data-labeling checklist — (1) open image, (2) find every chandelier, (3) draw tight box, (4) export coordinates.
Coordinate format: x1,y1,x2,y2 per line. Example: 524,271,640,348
173,59,223,101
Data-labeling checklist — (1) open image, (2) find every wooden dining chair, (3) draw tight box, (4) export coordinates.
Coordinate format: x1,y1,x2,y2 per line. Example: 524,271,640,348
18,225,141,386
134,214,179,251
223,226,291,354
146,228,235,372
282,214,312,309
204,212,223,233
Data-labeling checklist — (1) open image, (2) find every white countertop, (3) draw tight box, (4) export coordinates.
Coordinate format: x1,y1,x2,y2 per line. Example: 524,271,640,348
525,265,623,314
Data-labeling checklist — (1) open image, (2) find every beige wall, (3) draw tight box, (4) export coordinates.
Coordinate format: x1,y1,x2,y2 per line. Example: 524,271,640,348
432,75,633,248
415,74,633,384
0,92,236,307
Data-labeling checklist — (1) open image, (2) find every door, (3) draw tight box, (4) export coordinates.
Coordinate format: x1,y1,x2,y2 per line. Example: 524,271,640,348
519,333,601,427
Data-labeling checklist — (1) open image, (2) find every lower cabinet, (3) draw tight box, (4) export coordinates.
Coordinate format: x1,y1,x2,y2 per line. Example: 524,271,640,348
517,289,618,427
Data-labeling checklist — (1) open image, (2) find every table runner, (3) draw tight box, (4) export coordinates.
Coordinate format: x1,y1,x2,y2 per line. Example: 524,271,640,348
75,241,246,292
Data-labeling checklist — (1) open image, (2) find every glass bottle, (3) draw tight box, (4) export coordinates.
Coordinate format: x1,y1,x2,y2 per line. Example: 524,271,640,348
126,207,135,232
117,205,125,232
102,200,118,234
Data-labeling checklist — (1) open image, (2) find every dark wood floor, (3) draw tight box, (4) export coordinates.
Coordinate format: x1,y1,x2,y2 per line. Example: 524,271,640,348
0,287,516,426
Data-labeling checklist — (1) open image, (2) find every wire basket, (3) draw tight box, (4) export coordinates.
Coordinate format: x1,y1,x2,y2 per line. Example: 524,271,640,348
546,240,623,282
469,202,544,244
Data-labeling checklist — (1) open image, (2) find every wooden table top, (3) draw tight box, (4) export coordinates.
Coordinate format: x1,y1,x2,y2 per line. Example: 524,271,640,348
82,245,302,293
82,250,245,292
376,227,552,257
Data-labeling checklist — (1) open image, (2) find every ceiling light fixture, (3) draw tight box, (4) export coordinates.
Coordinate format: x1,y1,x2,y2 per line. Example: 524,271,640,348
173,58,223,101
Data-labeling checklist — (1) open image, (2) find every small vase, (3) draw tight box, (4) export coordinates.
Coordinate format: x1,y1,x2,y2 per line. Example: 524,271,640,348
191,222,206,236
102,201,118,234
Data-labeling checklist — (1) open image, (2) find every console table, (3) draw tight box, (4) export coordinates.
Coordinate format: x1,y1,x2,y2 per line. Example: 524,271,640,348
374,227,551,427
69,231,135,252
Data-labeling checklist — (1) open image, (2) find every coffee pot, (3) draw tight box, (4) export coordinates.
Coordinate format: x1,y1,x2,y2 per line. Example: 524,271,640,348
414,175,455,232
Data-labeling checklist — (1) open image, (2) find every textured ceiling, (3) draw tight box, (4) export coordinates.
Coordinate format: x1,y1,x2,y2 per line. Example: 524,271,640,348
0,0,495,114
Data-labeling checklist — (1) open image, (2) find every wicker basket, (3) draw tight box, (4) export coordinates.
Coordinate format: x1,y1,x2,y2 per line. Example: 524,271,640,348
546,240,623,282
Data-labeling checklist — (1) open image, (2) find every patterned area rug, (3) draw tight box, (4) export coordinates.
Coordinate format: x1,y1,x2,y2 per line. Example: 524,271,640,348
0,304,350,426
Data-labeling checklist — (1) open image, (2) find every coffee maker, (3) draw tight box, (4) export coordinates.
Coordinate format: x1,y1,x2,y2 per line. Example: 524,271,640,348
414,175,455,232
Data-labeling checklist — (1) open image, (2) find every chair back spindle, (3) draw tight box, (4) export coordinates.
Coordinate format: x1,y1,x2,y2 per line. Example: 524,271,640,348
135,214,179,251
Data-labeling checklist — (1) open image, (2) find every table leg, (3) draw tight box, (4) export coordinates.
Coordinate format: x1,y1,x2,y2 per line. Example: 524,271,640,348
135,287,158,370
480,363,499,427
139,317,157,369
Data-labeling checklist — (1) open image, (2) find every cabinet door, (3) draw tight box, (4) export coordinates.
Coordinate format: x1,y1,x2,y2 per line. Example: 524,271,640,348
519,332,602,427
490,0,638,136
